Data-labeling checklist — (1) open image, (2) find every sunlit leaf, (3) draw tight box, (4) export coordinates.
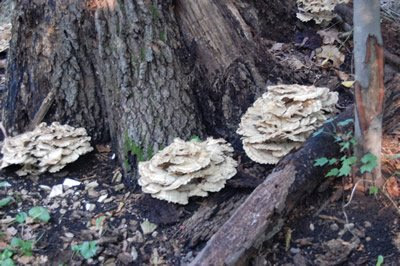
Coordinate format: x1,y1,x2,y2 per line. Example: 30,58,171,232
28,207,50,223
314,157,329,167
376,255,384,266
341,81,355,88
328,158,337,165
360,153,378,174
72,241,98,260
15,212,28,224
326,168,339,177
0,197,14,208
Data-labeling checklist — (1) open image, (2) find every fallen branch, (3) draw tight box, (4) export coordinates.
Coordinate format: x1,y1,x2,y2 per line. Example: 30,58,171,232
190,108,353,265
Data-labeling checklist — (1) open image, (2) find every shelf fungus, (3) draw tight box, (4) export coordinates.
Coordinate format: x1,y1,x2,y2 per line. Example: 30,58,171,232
237,84,338,164
0,122,93,176
138,138,237,205
296,0,350,24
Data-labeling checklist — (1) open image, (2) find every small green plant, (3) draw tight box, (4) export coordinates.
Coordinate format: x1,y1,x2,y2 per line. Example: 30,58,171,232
190,135,201,142
14,212,27,224
28,206,50,223
72,241,98,260
123,133,154,167
0,197,14,208
10,238,33,257
0,249,14,266
369,186,379,196
313,119,378,181
376,255,384,266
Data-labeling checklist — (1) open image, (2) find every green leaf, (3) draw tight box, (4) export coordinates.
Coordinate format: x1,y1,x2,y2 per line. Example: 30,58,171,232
0,258,14,266
190,135,201,142
360,153,378,174
10,238,33,257
0,181,11,188
314,157,329,167
338,163,352,177
337,118,354,127
326,168,339,177
369,186,379,196
10,238,22,248
72,241,98,260
339,141,351,152
15,212,27,224
0,197,14,208
328,158,337,165
376,255,384,266
28,207,50,223
0,249,13,260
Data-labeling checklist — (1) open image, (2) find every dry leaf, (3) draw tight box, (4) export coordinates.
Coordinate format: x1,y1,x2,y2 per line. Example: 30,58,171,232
341,81,355,88
316,45,345,68
140,219,157,235
296,0,350,24
335,70,350,81
386,176,400,198
96,144,111,153
317,29,340,45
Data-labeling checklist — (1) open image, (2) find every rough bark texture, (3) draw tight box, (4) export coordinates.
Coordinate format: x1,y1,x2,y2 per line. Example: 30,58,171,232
176,0,297,148
2,0,297,177
92,0,204,173
3,1,108,141
354,0,385,187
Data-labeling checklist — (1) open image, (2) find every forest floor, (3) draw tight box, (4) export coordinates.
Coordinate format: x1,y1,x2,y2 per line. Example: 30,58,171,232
1,1,400,266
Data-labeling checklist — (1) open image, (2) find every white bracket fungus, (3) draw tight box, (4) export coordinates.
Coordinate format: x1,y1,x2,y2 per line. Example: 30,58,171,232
296,0,350,24
237,84,338,164
0,23,11,53
1,122,93,176
138,138,237,205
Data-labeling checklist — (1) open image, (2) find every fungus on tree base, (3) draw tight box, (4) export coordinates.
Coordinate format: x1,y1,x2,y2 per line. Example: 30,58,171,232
296,0,350,24
0,122,93,176
138,138,237,205
237,84,338,164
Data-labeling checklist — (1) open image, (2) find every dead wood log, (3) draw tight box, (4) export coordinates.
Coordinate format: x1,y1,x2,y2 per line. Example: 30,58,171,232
189,108,353,266
190,73,400,265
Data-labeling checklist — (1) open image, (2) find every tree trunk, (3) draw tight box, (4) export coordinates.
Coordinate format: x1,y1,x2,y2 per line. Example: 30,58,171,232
353,0,385,187
2,0,297,177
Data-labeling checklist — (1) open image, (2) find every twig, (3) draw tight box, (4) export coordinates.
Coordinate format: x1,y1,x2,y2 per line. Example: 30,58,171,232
29,87,57,130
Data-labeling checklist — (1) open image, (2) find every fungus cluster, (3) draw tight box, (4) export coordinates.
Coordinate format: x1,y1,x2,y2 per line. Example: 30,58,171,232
237,84,338,164
296,0,350,24
1,122,93,176
138,138,237,205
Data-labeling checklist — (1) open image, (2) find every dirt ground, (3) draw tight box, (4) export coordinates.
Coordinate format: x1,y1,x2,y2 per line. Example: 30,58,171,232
0,1,400,266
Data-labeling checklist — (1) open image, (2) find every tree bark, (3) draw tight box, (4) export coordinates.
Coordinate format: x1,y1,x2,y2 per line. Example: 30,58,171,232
2,0,297,177
353,0,385,187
